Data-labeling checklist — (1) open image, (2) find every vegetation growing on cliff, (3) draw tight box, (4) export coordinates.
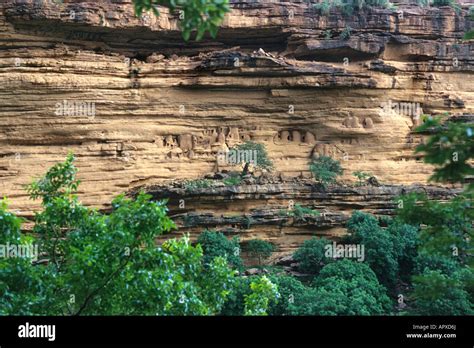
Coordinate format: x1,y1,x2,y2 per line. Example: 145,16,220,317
133,0,230,41
314,0,395,16
197,230,243,269
229,141,274,176
245,239,275,265
309,156,344,188
292,237,332,274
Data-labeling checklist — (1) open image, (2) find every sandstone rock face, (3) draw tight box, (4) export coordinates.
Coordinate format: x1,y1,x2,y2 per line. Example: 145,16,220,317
140,178,460,256
0,0,472,230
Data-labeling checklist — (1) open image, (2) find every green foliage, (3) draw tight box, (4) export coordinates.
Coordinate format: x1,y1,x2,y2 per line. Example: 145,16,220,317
396,193,473,265
133,0,230,41
347,211,416,291
1,156,237,315
244,276,279,316
197,230,243,269
314,0,333,15
241,215,254,229
417,0,461,11
352,170,371,186
222,173,242,186
311,260,393,315
290,260,393,315
410,269,473,315
0,199,23,244
293,237,332,274
267,274,308,316
0,200,48,315
184,178,214,191
315,0,394,16
339,25,352,40
414,253,461,276
414,116,474,188
346,209,379,232
246,239,275,265
230,141,273,175
396,113,474,316
219,276,251,315
387,221,419,280
27,153,79,204
280,203,319,223
397,116,473,265
324,29,332,40
467,7,474,40
309,156,343,188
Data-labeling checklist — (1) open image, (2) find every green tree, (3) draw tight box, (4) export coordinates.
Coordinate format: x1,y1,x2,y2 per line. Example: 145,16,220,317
346,211,399,291
219,276,252,315
417,0,461,11
396,193,472,264
352,171,371,186
465,7,474,40
293,237,332,274
315,0,394,16
244,276,279,316
414,253,462,276
133,0,230,41
309,156,343,188
280,203,319,223
228,141,273,176
290,260,393,315
415,116,474,189
387,221,419,281
1,155,236,315
246,239,275,265
197,230,243,269
396,115,473,315
410,270,473,315
267,274,308,316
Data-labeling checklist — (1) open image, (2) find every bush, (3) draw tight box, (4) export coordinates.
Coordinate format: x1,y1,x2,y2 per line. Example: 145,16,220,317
353,171,371,186
246,239,275,265
417,0,461,12
315,0,394,16
290,260,393,315
387,221,419,280
244,276,280,316
184,179,214,191
230,141,273,176
220,275,280,316
280,203,319,223
267,274,308,316
197,230,243,269
410,269,473,315
396,193,473,264
293,237,332,274
309,156,343,188
414,253,461,276
222,173,242,186
409,252,473,315
219,276,252,316
346,211,399,291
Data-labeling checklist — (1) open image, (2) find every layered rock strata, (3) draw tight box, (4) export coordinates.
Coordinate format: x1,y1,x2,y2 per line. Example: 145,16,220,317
0,0,472,250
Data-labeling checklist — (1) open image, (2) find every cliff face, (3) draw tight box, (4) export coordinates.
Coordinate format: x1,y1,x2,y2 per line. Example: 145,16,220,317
0,0,472,250
141,180,460,258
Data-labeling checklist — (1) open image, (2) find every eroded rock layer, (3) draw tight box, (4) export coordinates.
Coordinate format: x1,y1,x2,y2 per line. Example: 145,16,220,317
140,178,461,255
0,0,472,241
